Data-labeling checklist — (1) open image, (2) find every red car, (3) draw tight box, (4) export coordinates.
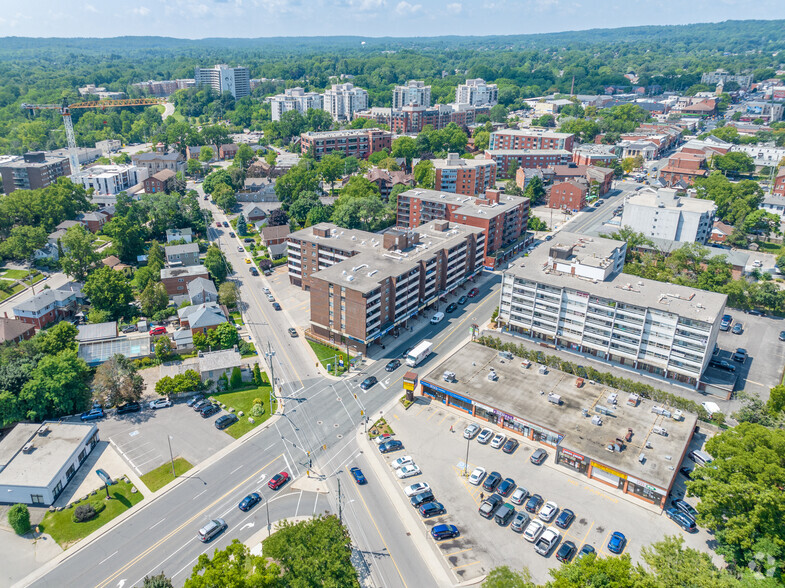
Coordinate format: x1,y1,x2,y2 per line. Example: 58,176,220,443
268,471,289,490
149,326,167,336
468,287,479,298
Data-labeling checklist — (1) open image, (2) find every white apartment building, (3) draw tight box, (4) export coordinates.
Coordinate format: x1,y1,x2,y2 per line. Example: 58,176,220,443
392,81,431,109
77,164,148,196
498,232,726,388
731,144,785,168
194,65,250,99
621,188,716,244
268,87,324,121
322,83,369,121
456,79,498,107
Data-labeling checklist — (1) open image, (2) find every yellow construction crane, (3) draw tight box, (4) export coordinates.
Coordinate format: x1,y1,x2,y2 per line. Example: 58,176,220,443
21,97,166,179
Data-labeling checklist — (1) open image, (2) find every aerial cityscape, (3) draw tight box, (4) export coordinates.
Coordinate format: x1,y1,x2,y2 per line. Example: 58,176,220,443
1,8,785,588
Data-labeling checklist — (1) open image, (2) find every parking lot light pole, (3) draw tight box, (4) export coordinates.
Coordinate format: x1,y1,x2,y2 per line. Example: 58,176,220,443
265,495,271,533
463,436,470,477
167,435,176,478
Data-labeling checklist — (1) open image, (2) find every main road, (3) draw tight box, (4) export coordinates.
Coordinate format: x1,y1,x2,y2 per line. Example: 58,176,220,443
26,189,502,588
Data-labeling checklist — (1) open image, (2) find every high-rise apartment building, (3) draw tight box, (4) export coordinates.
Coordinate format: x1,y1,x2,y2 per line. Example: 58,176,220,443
498,232,726,389
268,87,324,121
194,65,250,99
456,79,498,106
432,153,497,196
0,152,71,194
322,83,369,121
392,81,431,109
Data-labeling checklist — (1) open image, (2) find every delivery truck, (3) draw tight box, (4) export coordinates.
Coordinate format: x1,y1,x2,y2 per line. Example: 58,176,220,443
406,341,432,367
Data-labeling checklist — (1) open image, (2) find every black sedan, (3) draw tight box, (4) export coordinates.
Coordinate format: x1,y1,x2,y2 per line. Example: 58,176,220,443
379,440,403,454
525,493,544,513
116,402,141,414
482,471,502,492
200,404,220,418
445,302,458,313
238,493,261,511
555,508,575,529
556,541,576,563
385,359,401,372
360,376,378,390
272,302,282,311
497,477,516,497
502,438,519,454
679,466,693,480
350,467,367,485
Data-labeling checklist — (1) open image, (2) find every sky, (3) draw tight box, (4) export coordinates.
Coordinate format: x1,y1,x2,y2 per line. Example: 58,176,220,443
1,0,785,38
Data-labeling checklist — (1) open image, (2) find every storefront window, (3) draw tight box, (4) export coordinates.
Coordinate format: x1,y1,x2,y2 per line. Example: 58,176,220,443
422,383,445,403
627,476,665,504
475,405,497,423
449,395,472,413
557,448,589,474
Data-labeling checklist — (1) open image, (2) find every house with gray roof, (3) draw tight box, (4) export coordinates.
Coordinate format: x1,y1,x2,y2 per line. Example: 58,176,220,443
13,282,83,330
165,242,200,267
187,277,218,305
166,228,193,243
197,348,243,381
177,302,227,334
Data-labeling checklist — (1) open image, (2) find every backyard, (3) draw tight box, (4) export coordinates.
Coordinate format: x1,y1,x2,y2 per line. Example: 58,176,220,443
139,457,194,492
211,379,276,439
308,339,349,375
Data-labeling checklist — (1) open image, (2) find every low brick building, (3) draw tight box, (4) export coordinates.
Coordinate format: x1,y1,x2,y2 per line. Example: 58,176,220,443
219,144,239,160
160,265,210,296
548,179,588,211
143,169,176,194
260,224,290,247
659,152,709,187
12,282,83,330
0,317,35,343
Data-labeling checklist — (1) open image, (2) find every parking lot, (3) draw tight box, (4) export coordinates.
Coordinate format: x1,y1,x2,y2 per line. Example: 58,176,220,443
82,401,234,477
377,397,719,584
715,310,785,401
264,265,312,331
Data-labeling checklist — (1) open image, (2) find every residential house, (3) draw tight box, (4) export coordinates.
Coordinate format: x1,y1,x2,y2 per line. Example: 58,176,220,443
533,163,614,197
101,255,131,271
219,144,239,160
710,221,734,244
618,140,658,161
365,168,415,199
761,194,785,220
177,302,227,335
80,210,112,233
187,277,219,305
260,224,290,247
236,177,278,202
13,282,83,330
186,145,218,161
166,228,193,244
241,203,268,222
0,317,35,343
143,170,177,194
130,152,186,175
160,265,210,296
165,243,201,267
171,328,194,350
547,179,588,211
197,348,243,381
773,168,785,198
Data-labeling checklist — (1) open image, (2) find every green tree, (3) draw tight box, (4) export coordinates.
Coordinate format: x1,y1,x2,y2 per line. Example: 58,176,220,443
234,143,255,168
288,192,321,225
524,175,546,205
507,159,519,180
103,216,145,263
236,213,248,236
60,225,100,281
317,152,345,195
489,104,509,123
547,553,653,587
533,114,556,128
38,321,79,355
413,159,435,188
186,158,203,177
147,240,165,273
473,130,490,151
206,322,239,350
528,216,548,231
204,245,231,283
713,151,755,175
83,266,134,320
155,335,174,362
92,354,144,406
142,573,174,588
274,162,321,207
183,539,278,588
198,146,214,163
0,225,48,261
767,385,785,414
230,366,243,389
391,136,418,170
18,350,91,422
641,535,739,588
343,156,360,175
214,183,237,213
140,281,169,317
252,363,262,386
559,118,600,142
482,566,534,588
306,204,331,226
8,504,31,535
218,281,239,308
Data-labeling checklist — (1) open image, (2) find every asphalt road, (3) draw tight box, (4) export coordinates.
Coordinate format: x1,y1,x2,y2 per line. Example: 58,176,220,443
27,189,502,588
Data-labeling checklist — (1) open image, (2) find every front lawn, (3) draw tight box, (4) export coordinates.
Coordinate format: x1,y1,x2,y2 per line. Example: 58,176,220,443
1,269,30,280
229,311,244,325
139,457,194,492
39,480,144,548
755,241,782,254
240,342,257,358
308,340,349,375
211,380,275,439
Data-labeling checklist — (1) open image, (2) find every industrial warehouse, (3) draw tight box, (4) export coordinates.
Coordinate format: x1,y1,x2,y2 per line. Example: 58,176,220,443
419,342,698,508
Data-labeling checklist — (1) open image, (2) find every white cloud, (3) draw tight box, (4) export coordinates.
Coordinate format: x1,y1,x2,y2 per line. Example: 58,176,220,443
350,0,385,10
395,0,422,15
446,2,462,12
132,6,151,15
84,3,98,13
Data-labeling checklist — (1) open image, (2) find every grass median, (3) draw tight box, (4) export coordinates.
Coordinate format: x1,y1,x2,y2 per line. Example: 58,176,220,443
308,340,349,375
210,380,275,439
140,457,194,492
39,480,144,548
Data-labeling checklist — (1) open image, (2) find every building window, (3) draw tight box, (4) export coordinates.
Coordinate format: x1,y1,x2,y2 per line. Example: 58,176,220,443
31,494,44,505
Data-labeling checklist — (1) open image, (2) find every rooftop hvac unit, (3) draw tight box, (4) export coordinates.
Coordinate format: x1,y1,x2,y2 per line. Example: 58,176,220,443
547,393,562,405
488,370,498,381
638,453,646,464
672,410,684,421
653,426,668,437
22,443,35,453
591,415,603,426
595,405,615,416
38,425,50,436
627,393,640,407
581,408,589,417
607,393,618,405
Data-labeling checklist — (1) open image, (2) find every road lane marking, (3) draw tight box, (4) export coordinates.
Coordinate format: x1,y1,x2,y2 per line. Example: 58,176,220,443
98,551,118,565
295,490,303,516
149,518,166,530
230,465,243,474
95,454,285,588
192,489,208,501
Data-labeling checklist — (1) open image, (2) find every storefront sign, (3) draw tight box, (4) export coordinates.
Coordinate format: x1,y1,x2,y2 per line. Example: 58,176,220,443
627,475,661,493
561,448,585,461
475,402,495,413
591,461,627,480
403,381,415,391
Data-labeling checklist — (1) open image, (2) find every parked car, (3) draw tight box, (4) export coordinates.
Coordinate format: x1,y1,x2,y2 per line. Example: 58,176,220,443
482,471,502,492
150,398,173,410
733,348,748,363
458,295,468,304
468,466,486,486
193,400,209,412
200,403,220,418
510,487,529,505
779,331,785,342
390,455,413,469
404,482,430,497
502,438,519,454
215,414,238,429
238,493,261,511
478,494,503,519
198,518,227,543
468,287,479,298
494,503,516,526
732,323,743,335
268,471,289,490
430,524,459,541
418,501,445,518
397,464,421,479
116,402,141,415
430,312,445,324
262,287,270,294
671,498,698,520
535,528,561,556
577,544,596,560
374,433,393,445
463,424,480,439
80,407,105,421
222,221,229,227
522,519,545,542
267,294,275,302
530,448,548,465
385,359,401,372
477,428,494,444
149,326,167,336
679,466,693,479
720,314,732,331
186,395,204,407
287,328,298,337
360,376,378,390
511,511,530,533
490,433,507,449
709,358,736,372
525,493,544,513
666,508,697,532
121,325,137,333
350,467,366,485
555,508,575,529
497,477,516,497
249,267,259,276
555,540,576,563
378,440,403,453
445,302,458,313
538,501,558,522
410,490,435,508
229,232,235,238
607,531,627,554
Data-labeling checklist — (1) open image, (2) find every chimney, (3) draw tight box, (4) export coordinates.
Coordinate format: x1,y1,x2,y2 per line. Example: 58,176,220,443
485,189,501,204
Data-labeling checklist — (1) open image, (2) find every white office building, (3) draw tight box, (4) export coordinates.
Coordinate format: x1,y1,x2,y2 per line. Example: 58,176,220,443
322,83,369,121
194,64,251,99
77,164,148,196
268,87,323,121
456,78,498,107
621,188,716,244
498,232,726,388
392,81,431,109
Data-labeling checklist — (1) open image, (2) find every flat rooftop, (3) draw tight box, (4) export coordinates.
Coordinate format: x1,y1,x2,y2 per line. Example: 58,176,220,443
289,223,378,254
485,149,572,156
424,343,697,490
302,128,387,139
400,188,526,219
0,422,97,488
493,129,574,139
431,157,496,169
626,189,716,213
509,231,727,321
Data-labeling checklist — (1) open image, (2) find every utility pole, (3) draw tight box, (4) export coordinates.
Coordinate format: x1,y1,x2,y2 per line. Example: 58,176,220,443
265,495,271,533
266,341,275,416
337,476,342,523
463,436,470,477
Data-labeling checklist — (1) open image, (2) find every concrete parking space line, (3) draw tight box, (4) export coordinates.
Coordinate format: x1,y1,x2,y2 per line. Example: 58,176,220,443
451,560,481,571
444,547,473,557
597,529,614,558
426,410,439,421
392,414,400,420
414,403,429,416
565,519,594,546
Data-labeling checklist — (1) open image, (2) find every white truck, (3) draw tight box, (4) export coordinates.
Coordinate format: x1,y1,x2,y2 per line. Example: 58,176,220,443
406,341,432,367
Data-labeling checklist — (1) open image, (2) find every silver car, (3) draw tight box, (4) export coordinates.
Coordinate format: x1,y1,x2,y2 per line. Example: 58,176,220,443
511,511,530,533
477,429,493,444
463,424,480,439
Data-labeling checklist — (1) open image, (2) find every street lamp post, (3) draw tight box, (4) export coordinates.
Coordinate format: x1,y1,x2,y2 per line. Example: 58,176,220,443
265,495,271,534
266,342,276,416
463,435,470,477
167,435,176,479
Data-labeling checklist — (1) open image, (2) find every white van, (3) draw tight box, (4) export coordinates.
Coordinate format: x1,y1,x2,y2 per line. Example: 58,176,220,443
688,450,713,466
430,312,445,324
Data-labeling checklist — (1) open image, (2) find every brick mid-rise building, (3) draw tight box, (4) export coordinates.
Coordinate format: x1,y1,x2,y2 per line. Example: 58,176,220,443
659,152,709,187
161,265,210,296
0,152,71,194
354,103,489,134
485,149,572,176
433,153,497,196
489,129,575,152
300,128,392,161
548,179,589,211
774,168,785,197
